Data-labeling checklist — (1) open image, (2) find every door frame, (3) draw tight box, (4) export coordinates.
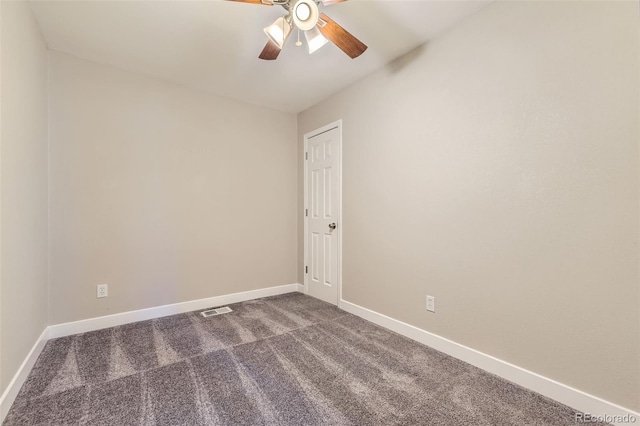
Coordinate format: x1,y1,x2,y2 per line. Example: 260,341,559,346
303,119,343,307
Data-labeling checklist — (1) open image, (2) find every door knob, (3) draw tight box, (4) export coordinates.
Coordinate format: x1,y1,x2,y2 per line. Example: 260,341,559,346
329,223,337,230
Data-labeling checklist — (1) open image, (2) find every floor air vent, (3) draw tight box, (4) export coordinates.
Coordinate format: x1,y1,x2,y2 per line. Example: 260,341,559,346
200,306,233,318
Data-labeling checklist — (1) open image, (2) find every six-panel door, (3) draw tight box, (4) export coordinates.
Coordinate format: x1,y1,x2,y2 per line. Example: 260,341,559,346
307,126,339,305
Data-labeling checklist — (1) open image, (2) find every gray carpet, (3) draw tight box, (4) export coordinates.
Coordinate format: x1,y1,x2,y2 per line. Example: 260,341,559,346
4,293,604,425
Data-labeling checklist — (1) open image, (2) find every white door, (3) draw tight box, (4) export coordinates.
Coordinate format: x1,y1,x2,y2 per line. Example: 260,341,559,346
305,123,341,305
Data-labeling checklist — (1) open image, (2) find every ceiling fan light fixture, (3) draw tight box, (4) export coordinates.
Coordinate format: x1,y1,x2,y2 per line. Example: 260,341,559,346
305,26,328,54
292,0,319,31
263,16,292,49
296,3,310,20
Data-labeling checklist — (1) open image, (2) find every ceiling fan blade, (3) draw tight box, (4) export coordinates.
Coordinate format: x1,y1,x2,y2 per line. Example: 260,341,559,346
317,13,367,59
227,0,273,5
259,40,281,60
321,0,348,5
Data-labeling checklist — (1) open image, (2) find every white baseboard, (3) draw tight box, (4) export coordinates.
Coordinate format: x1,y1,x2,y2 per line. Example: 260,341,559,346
0,328,49,422
49,283,303,339
340,300,639,426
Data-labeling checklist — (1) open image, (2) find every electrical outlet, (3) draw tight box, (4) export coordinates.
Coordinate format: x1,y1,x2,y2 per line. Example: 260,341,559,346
426,295,435,313
97,284,108,298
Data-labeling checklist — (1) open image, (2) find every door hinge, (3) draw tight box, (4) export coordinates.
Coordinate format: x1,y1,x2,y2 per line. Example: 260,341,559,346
305,209,308,217
305,266,308,274
305,152,308,160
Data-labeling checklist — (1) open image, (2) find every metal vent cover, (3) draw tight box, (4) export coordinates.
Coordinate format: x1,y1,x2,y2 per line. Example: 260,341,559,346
201,306,233,317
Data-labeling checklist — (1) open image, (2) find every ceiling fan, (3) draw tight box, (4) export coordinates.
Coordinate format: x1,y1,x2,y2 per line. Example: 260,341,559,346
229,0,367,60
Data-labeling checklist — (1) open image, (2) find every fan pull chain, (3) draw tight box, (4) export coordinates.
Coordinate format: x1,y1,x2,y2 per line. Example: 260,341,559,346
295,28,302,47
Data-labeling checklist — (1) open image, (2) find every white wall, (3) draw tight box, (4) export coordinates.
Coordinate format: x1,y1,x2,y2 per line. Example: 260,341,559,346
298,1,639,411
0,0,49,395
48,52,298,324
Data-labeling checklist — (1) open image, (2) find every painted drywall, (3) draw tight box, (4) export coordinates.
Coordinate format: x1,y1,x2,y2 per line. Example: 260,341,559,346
0,0,49,395
48,52,297,324
298,0,639,411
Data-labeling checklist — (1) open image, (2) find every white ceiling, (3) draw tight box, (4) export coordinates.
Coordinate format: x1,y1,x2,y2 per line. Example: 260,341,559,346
29,0,492,113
